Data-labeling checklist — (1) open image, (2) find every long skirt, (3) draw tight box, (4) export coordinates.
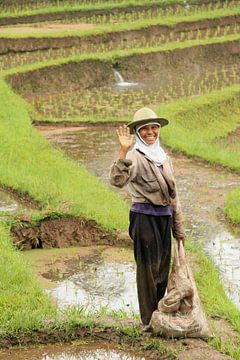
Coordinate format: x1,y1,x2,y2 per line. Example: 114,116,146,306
129,211,172,325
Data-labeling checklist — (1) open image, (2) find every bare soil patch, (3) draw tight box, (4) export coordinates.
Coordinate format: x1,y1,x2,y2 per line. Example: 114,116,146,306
0,23,95,35
10,214,131,250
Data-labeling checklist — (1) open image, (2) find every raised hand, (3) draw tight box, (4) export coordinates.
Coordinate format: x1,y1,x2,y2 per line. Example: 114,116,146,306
116,125,134,151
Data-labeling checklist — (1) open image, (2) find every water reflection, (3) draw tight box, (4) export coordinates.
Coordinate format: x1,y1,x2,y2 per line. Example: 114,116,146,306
0,344,147,360
46,259,138,314
38,125,240,307
43,349,145,360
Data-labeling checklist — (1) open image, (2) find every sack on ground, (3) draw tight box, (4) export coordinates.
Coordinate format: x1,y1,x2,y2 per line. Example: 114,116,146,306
150,242,212,338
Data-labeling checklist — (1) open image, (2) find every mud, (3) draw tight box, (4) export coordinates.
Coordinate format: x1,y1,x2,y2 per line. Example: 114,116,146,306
0,15,239,56
0,343,151,360
10,215,131,250
6,39,240,99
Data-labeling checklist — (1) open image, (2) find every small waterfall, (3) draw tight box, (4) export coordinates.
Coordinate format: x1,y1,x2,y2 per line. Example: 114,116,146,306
114,70,124,83
113,69,139,88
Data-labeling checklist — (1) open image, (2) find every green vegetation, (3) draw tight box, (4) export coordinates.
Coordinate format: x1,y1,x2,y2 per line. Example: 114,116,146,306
225,188,240,223
186,240,240,359
0,221,55,333
0,0,240,357
0,0,232,18
160,84,240,172
4,33,240,76
0,79,129,231
1,6,239,38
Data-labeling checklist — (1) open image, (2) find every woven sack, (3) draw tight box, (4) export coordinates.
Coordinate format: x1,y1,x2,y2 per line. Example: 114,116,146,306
150,242,212,338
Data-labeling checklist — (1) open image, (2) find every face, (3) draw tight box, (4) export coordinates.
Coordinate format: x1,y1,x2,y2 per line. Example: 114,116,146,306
138,124,160,145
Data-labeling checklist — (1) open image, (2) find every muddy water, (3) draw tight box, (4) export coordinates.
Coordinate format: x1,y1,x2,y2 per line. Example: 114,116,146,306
37,125,240,308
0,189,18,213
0,343,148,360
46,256,138,313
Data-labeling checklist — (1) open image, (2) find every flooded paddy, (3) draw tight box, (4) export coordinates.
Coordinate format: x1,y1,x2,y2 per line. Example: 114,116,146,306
37,124,240,308
0,343,149,360
23,245,138,314
30,61,240,122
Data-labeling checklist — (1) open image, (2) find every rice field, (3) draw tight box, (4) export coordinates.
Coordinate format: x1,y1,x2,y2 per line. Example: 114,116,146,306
27,61,240,122
0,0,240,358
0,0,235,17
1,21,239,71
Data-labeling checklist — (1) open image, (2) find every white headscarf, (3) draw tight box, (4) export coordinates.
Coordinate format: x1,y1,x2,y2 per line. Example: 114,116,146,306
134,122,167,166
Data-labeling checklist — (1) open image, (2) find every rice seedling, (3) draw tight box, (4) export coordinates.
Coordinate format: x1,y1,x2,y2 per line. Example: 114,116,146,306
27,61,240,123
1,15,239,72
1,0,238,19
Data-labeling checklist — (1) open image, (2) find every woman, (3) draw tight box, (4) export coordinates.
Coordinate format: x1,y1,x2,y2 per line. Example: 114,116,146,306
109,107,186,327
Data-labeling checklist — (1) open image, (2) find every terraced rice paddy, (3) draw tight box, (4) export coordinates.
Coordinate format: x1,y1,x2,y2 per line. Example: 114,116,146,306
0,21,239,71
29,61,239,122
0,0,240,359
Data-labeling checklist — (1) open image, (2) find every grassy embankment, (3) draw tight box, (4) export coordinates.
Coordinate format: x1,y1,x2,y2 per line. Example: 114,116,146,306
158,85,240,223
0,0,225,18
3,32,240,76
0,79,129,231
0,5,239,38
0,77,240,358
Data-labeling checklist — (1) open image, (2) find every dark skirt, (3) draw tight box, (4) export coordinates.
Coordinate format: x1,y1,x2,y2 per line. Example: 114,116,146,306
129,211,172,325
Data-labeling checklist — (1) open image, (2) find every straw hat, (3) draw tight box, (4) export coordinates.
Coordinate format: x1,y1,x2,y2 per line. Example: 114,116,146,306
127,107,169,134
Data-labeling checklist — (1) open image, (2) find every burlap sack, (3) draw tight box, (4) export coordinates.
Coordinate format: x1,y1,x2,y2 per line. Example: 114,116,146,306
150,242,212,338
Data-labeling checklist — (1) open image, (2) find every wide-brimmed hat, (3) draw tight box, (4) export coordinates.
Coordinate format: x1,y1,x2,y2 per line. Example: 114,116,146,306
127,107,169,134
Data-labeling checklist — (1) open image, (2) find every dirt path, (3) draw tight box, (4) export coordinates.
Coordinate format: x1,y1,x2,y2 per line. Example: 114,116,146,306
0,23,95,35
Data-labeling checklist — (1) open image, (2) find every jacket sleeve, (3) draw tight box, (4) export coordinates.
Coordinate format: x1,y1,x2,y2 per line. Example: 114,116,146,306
109,159,134,188
168,157,186,240
171,193,186,240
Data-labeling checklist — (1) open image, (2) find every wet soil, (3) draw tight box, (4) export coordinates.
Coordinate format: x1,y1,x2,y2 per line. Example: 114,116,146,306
10,214,132,250
0,23,95,35
0,343,152,360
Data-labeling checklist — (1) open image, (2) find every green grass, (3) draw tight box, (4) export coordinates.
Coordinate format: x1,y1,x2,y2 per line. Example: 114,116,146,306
225,188,240,223
159,84,240,172
0,0,217,18
0,79,129,231
186,240,240,359
0,6,239,38
157,85,240,223
0,221,55,334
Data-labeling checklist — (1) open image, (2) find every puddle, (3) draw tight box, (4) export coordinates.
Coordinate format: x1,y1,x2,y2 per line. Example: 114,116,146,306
0,343,148,360
0,189,18,213
45,256,138,314
37,124,240,308
22,246,138,314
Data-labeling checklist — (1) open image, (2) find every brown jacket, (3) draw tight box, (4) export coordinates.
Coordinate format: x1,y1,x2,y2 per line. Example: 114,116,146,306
109,149,185,239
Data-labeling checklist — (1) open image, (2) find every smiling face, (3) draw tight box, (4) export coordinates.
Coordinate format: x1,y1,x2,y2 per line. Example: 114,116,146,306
138,124,160,145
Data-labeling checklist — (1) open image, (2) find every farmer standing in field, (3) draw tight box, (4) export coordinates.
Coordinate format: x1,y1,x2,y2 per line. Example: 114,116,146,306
109,107,186,328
